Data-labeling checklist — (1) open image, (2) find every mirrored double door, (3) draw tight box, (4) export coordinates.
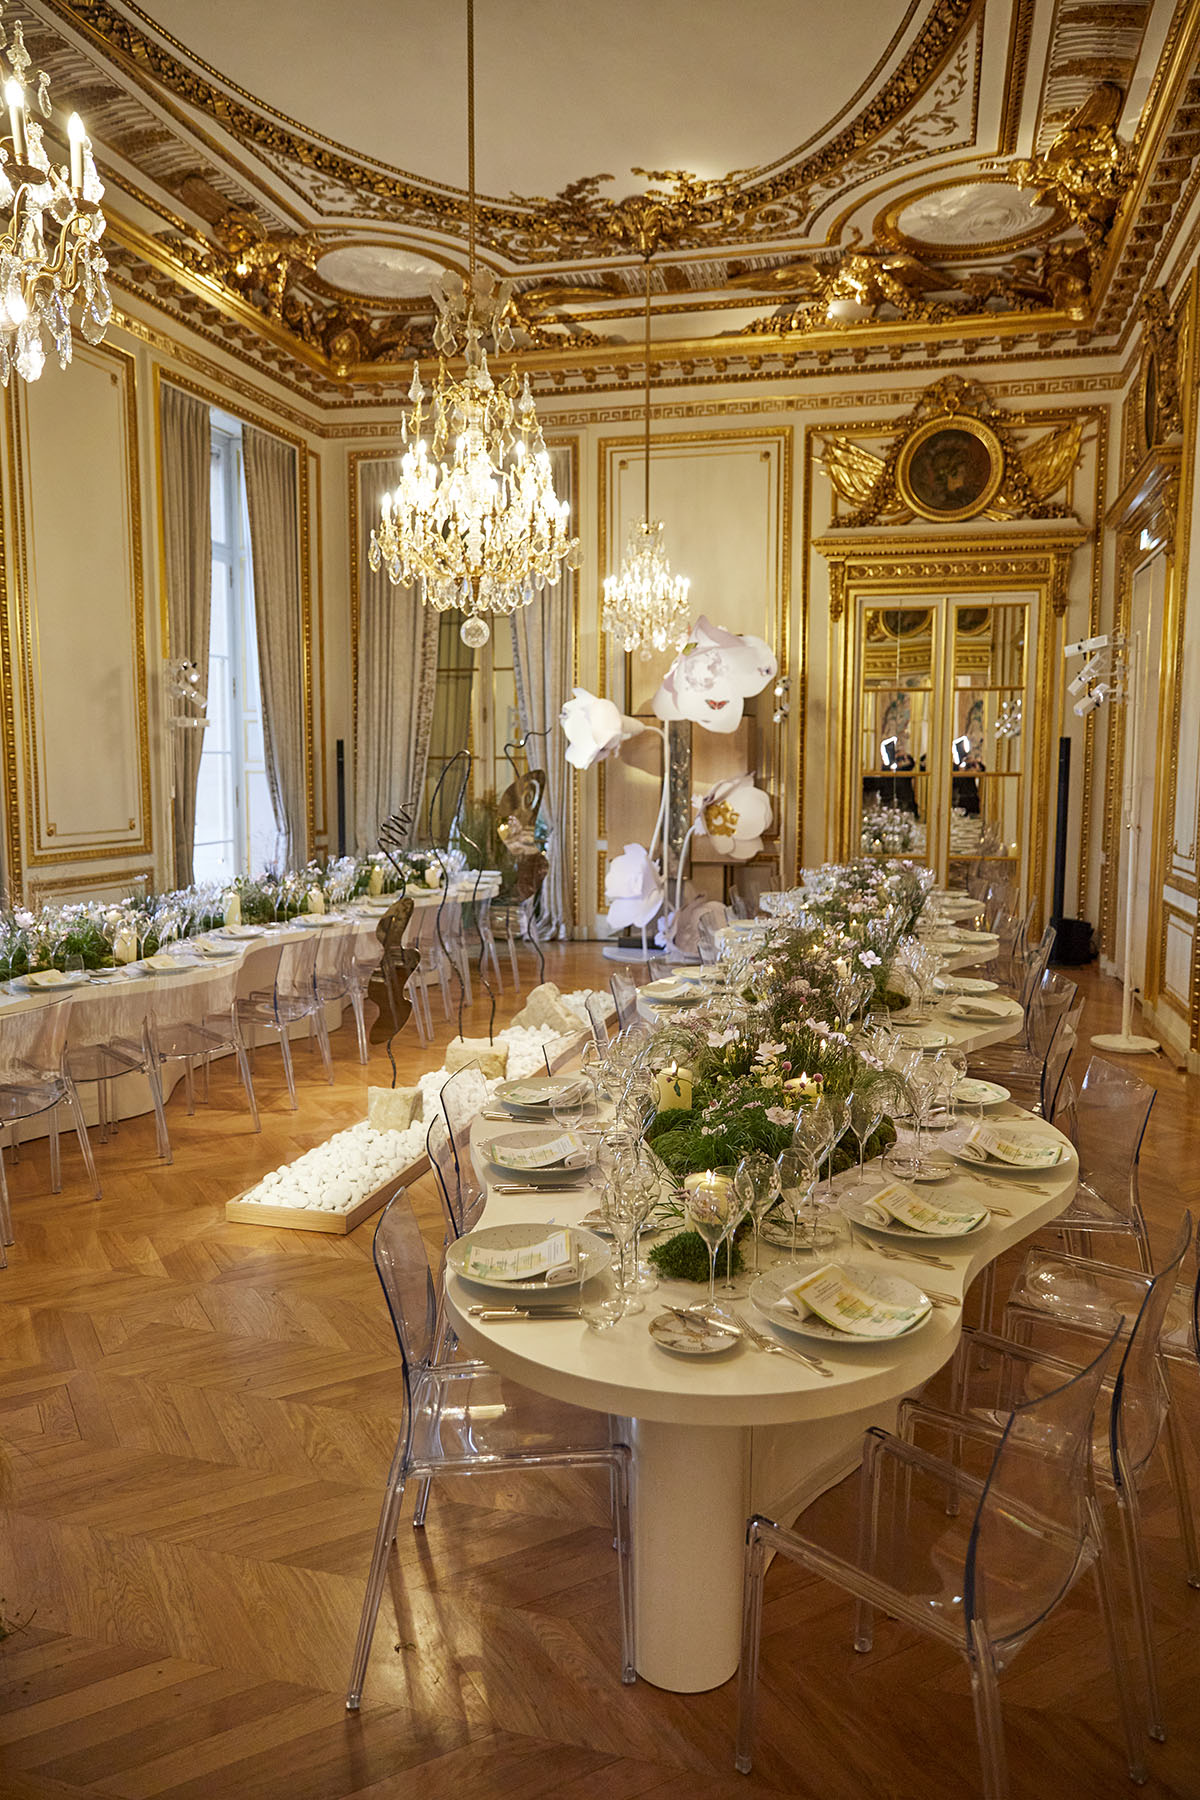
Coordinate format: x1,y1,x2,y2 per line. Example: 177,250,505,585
851,594,1035,895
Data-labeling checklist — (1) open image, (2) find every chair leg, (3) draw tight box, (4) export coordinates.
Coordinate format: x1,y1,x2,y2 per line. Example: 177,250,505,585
349,988,369,1064
143,1035,172,1165
63,1085,101,1201
734,1518,769,1774
507,927,521,992
278,1028,298,1110
48,1110,61,1193
611,1449,636,1685
312,1009,334,1084
345,1441,410,1712
183,1056,196,1116
1116,1479,1166,1740
0,1140,13,1248
233,1036,261,1133
968,1621,1010,1800
1090,1501,1150,1784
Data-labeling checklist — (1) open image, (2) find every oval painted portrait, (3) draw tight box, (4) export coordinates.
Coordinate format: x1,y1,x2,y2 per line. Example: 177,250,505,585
897,417,1004,522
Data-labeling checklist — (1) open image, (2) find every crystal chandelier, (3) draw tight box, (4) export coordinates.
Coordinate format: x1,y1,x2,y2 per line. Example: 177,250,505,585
368,0,577,648
602,259,689,658
0,7,110,385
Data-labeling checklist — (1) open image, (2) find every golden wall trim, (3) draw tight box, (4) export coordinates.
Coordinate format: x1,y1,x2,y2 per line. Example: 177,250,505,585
0,388,18,897
26,864,155,907
7,343,154,871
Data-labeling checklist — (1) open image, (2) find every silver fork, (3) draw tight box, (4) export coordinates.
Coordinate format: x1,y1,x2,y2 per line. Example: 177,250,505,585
850,1225,955,1270
729,1312,835,1378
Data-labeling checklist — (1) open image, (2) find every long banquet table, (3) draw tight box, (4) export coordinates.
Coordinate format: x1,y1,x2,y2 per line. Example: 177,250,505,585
449,1034,1075,1694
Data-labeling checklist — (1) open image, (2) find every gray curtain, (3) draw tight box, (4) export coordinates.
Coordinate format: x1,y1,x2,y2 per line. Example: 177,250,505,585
510,444,575,937
244,425,307,869
354,457,440,852
160,385,211,885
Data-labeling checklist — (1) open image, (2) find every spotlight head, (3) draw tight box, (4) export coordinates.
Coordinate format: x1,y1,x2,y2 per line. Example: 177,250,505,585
1073,688,1105,717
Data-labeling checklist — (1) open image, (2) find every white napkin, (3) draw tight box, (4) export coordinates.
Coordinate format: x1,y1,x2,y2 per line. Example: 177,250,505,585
862,1179,987,1235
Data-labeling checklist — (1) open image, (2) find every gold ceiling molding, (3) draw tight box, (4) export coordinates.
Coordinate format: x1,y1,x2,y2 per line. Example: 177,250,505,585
819,374,1083,528
1013,82,1137,266
62,0,979,262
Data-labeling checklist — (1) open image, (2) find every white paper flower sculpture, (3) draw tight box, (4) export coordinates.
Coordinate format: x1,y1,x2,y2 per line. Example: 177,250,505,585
559,687,646,770
695,773,773,860
653,616,778,734
605,843,665,932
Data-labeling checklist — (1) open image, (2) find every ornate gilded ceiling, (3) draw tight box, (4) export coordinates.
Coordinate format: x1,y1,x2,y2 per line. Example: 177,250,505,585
16,0,1200,404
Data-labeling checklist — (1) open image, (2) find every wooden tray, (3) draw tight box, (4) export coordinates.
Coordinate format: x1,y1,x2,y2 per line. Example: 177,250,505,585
224,1152,429,1235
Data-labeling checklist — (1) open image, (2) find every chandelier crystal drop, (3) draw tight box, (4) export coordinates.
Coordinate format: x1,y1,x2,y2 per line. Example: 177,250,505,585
368,1,577,647
0,7,110,385
601,260,689,659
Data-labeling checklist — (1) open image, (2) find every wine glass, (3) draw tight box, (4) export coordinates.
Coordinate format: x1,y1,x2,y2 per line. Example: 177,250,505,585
822,1094,852,1202
583,1180,638,1330
792,1099,834,1201
774,1145,816,1264
847,1088,885,1191
684,1177,733,1310
733,1151,778,1276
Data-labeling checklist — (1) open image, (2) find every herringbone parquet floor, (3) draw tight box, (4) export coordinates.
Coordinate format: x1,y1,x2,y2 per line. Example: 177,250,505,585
1,948,1198,1800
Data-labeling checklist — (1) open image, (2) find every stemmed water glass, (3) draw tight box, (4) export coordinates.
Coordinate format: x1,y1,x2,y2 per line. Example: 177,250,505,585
792,1098,834,1201
847,1088,885,1191
733,1151,779,1276
583,1180,639,1330
684,1177,733,1310
822,1094,852,1201
774,1146,816,1264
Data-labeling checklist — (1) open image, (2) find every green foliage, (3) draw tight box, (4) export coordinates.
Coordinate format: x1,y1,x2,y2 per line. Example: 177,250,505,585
648,1228,747,1284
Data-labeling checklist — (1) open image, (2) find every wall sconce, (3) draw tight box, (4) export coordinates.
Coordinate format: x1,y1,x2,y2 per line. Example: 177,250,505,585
164,658,208,731
771,674,791,723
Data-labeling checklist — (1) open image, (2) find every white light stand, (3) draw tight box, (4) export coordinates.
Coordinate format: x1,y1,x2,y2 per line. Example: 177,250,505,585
1072,631,1159,1055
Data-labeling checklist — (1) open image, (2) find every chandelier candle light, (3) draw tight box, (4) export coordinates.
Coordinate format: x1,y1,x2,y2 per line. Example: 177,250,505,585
0,6,110,384
368,0,578,646
602,258,690,657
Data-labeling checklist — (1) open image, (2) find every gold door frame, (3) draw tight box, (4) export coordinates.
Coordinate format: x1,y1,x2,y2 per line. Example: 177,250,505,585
815,531,1085,924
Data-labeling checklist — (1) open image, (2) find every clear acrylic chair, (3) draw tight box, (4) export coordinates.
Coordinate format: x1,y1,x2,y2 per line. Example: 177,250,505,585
735,1324,1144,1799
609,969,641,1031
1038,1055,1156,1271
143,957,261,1133
344,1188,635,1709
438,1063,491,1171
426,1110,483,1242
955,1210,1195,1744
315,928,368,1064
63,975,172,1164
473,881,505,993
0,995,101,1256
585,991,611,1052
235,936,333,1109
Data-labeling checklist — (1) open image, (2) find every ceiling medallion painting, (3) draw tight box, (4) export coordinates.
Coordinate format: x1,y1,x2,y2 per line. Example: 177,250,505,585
819,375,1083,527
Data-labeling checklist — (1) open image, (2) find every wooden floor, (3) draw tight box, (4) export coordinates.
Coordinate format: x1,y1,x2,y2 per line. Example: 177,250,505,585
1,948,1198,1800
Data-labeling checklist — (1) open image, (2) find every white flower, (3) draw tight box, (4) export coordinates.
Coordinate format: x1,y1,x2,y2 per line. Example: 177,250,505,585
559,687,645,770
860,949,882,968
755,1040,787,1062
706,1027,739,1047
692,772,773,859
604,843,664,932
654,616,778,735
765,1106,794,1126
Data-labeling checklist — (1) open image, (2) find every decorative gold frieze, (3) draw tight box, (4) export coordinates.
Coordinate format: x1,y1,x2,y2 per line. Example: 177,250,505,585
818,375,1082,528
1012,83,1137,266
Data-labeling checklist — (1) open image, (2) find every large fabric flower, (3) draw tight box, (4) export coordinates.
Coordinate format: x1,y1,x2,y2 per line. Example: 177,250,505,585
605,843,664,932
694,773,773,859
559,688,645,770
654,616,777,734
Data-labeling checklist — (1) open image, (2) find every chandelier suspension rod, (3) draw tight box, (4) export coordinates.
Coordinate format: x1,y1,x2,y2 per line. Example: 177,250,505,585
643,256,652,522
466,0,476,277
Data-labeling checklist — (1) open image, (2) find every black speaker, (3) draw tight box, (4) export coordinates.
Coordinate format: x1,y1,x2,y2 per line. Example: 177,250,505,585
336,738,346,857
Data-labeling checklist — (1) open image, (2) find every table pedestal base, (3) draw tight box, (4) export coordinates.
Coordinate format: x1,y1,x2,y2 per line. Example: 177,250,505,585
628,1400,900,1692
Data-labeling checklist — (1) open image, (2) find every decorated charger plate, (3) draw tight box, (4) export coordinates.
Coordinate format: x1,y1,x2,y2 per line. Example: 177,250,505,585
195,941,241,958
953,1078,1010,1106
493,1074,589,1115
219,925,268,939
945,997,1023,1022
642,977,704,1005
949,929,1000,944
295,913,342,927
951,1133,1067,1174
485,1125,593,1186
447,1221,609,1294
648,1310,740,1356
935,975,999,995
141,954,197,976
20,969,89,991
749,1264,933,1345
841,1189,990,1243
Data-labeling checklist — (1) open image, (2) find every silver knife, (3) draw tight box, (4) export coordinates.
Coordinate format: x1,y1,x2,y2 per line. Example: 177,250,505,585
467,1305,582,1320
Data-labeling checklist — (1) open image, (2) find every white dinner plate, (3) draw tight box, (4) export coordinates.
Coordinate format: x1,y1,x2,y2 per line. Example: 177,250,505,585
952,1135,1066,1173
935,976,999,995
493,1074,589,1114
841,1189,990,1242
448,1222,609,1293
953,1078,1010,1106
749,1263,933,1345
20,970,90,991
141,954,196,975
295,913,342,927
642,978,703,1004
219,925,268,939
893,1025,951,1049
485,1125,592,1185
945,998,1023,1022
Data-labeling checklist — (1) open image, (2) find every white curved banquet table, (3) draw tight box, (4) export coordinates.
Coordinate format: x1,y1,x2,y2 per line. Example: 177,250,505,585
449,1103,1077,1694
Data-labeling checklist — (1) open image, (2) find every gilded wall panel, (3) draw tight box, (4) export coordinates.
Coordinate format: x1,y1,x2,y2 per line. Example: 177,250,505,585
6,343,152,869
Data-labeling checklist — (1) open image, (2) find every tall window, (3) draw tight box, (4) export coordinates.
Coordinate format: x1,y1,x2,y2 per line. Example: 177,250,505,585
192,415,276,881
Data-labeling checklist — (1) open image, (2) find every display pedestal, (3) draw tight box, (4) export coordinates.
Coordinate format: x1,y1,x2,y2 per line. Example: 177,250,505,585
1091,1030,1160,1056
